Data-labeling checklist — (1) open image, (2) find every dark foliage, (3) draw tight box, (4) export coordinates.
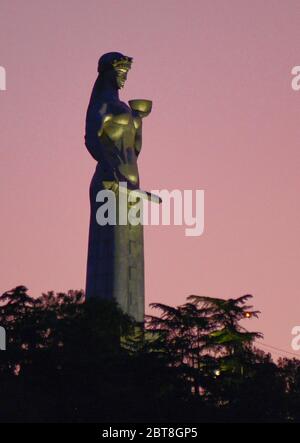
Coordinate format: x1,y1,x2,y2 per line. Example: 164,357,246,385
0,286,298,423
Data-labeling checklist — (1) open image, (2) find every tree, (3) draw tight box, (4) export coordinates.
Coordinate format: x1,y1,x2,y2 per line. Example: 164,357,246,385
0,286,298,422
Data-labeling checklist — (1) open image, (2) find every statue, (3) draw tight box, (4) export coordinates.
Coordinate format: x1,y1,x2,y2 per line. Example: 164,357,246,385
85,52,153,322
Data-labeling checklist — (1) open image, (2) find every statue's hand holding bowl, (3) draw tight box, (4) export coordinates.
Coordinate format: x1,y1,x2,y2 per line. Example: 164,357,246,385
129,99,152,118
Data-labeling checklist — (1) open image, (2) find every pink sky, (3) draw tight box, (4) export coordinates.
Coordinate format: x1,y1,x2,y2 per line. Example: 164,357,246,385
1,0,300,357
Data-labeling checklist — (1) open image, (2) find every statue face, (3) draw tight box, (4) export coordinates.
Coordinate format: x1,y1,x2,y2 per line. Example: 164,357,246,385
114,66,129,89
98,53,132,90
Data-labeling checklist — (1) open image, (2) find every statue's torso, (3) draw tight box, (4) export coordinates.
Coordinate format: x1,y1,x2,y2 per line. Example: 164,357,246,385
99,101,142,188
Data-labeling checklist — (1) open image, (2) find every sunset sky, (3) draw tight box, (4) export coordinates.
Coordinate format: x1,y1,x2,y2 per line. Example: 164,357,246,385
1,0,300,357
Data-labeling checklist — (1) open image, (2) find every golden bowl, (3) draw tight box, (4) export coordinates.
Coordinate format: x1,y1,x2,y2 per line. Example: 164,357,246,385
128,99,152,117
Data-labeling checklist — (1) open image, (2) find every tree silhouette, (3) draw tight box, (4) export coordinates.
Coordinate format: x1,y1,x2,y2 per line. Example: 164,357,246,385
0,286,298,422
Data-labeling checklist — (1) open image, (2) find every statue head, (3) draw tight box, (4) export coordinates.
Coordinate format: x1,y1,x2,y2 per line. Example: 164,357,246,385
97,52,133,89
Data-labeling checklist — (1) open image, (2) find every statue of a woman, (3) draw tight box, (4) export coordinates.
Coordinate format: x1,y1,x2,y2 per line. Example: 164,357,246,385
85,52,151,322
